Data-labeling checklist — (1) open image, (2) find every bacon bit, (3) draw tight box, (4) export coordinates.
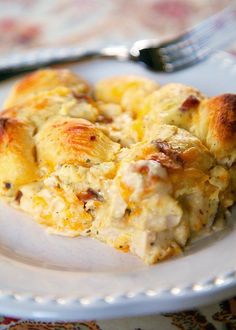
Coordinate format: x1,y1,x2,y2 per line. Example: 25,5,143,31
152,140,170,153
0,118,8,128
4,182,11,189
125,208,132,216
72,93,94,104
152,140,183,165
148,152,183,170
137,165,149,175
33,127,38,135
96,115,113,124
32,146,38,162
77,188,103,202
15,190,23,203
118,245,129,252
0,118,8,137
90,135,96,141
179,95,200,112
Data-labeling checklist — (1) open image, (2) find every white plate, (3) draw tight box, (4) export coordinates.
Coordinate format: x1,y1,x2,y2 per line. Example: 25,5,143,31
0,52,236,321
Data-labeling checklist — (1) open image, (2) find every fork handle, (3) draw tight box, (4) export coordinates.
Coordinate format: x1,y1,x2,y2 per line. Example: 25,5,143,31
0,46,130,81
0,49,101,81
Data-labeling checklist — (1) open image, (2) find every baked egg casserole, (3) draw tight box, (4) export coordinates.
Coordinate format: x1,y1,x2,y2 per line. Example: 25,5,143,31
0,68,235,264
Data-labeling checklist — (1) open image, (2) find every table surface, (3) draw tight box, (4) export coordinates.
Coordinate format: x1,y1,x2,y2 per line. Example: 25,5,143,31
0,0,236,329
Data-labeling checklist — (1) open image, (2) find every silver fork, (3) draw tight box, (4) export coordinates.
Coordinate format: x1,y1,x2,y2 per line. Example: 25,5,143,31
0,3,235,80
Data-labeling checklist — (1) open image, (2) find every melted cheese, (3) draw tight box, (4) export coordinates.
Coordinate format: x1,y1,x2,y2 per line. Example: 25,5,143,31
0,69,234,265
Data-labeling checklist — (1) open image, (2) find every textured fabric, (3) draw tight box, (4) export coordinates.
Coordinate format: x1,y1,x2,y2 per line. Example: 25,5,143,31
0,299,236,329
0,0,236,328
0,0,235,55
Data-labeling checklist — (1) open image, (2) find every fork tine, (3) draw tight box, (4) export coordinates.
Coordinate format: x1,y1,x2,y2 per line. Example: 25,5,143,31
188,5,236,36
163,48,211,72
160,33,212,61
161,23,218,54
157,6,236,70
135,4,236,72
161,17,236,63
159,4,236,55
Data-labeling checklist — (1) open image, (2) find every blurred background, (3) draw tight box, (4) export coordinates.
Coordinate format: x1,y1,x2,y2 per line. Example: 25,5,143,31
0,0,235,57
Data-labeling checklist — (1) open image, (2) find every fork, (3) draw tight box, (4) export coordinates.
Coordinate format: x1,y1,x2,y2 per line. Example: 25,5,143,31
0,3,235,80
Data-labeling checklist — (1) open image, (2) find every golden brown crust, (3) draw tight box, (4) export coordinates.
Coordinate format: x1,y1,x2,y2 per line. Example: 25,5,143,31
0,118,9,139
36,116,120,171
0,68,234,264
137,83,204,142
193,93,236,165
2,87,99,128
0,117,38,196
142,85,236,165
144,126,214,172
95,75,159,116
92,125,226,264
4,69,91,108
207,94,236,142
